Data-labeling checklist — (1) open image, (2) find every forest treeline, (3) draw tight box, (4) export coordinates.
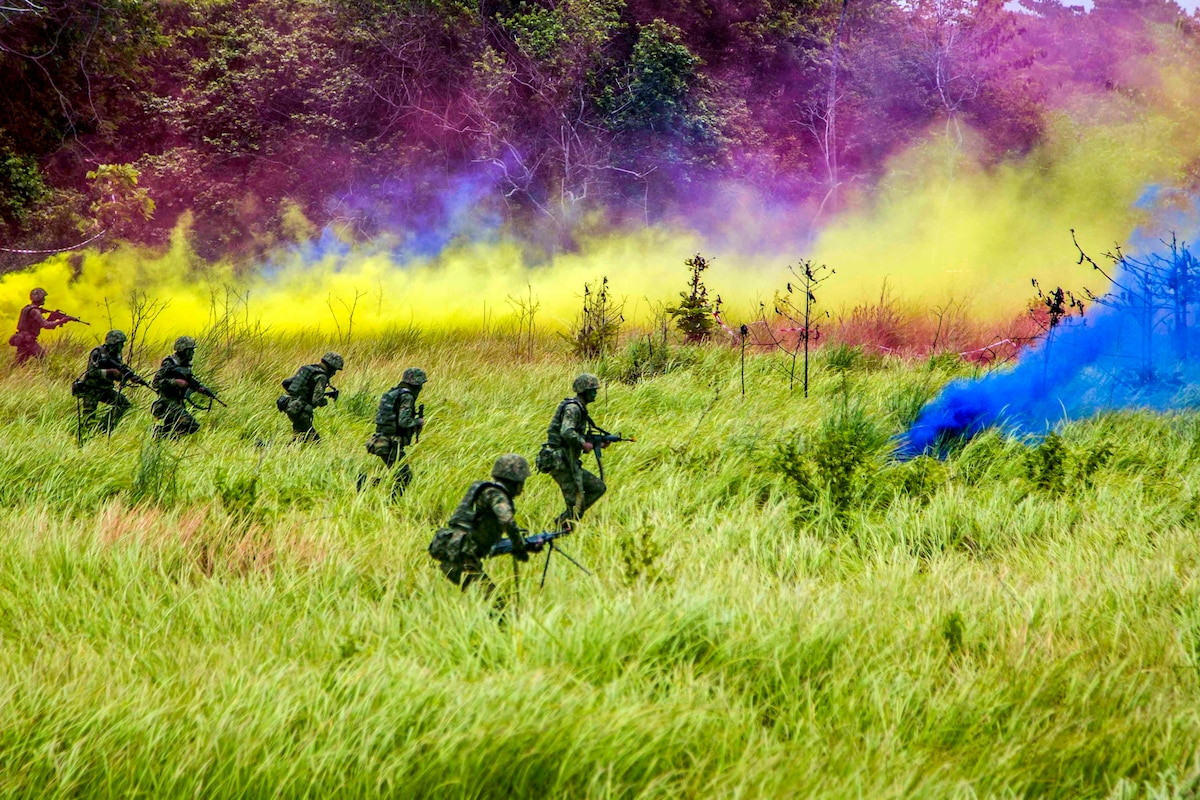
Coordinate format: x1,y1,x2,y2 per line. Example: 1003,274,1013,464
1,0,1198,265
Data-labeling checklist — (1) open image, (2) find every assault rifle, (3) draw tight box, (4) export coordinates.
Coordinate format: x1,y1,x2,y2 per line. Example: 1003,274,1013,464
183,375,228,409
324,385,340,402
489,528,592,586
97,355,150,389
414,402,425,443
584,424,635,481
47,309,89,326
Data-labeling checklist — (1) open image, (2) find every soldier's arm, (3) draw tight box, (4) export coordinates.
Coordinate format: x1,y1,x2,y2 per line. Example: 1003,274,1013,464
560,402,587,451
30,308,61,330
484,488,525,549
395,391,418,431
310,373,329,407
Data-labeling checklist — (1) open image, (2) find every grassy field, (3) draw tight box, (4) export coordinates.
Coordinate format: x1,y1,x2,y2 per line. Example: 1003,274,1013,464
1,326,1198,798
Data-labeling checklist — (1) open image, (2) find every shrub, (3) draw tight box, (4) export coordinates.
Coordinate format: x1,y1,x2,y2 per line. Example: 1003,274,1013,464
667,253,717,343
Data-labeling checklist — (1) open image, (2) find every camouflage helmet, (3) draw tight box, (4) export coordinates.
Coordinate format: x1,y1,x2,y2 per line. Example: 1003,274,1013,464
174,335,197,354
29,287,46,304
104,330,127,346
401,367,427,386
572,373,601,393
320,351,344,371
491,454,531,484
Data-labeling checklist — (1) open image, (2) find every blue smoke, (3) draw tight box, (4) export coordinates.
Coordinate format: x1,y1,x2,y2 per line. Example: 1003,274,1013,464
896,190,1200,459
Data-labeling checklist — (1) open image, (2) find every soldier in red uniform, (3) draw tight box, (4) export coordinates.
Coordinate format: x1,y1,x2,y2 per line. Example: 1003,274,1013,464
9,287,75,364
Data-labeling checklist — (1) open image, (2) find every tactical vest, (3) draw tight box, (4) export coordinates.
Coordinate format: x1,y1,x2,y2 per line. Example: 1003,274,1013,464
16,304,41,336
154,354,192,401
447,481,510,532
374,385,412,436
545,397,588,449
283,363,323,402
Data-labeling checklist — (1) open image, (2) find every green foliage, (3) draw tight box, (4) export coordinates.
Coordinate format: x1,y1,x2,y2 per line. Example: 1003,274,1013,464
772,404,889,515
618,19,702,134
1023,431,1068,495
561,277,623,360
617,524,663,586
0,148,46,225
603,332,697,384
667,252,718,343
87,164,155,236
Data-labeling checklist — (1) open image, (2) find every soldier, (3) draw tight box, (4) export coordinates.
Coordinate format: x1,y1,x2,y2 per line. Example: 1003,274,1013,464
536,373,608,530
10,287,70,364
364,367,427,497
151,336,217,439
427,454,531,606
71,330,149,434
277,351,343,442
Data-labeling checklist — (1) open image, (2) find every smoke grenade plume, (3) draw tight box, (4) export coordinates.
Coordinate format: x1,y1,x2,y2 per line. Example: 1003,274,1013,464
897,190,1200,459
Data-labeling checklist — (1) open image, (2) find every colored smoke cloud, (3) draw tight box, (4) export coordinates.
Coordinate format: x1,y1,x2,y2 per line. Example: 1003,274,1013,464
897,189,1200,459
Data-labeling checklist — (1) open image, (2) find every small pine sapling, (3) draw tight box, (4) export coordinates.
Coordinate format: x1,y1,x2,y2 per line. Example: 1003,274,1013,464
667,253,718,343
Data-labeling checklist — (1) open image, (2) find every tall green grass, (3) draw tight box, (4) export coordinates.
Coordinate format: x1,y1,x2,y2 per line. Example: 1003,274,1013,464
0,331,1198,797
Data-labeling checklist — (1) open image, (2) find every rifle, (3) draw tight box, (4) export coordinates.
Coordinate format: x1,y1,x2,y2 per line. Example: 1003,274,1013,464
489,529,592,587
47,309,89,326
184,376,228,409
99,355,150,389
414,403,424,443
324,385,340,402
583,424,635,482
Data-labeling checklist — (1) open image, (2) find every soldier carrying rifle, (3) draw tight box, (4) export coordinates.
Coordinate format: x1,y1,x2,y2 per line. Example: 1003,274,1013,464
276,351,343,443
536,373,632,531
71,330,149,434
428,454,532,612
10,287,86,365
363,366,427,497
151,336,225,439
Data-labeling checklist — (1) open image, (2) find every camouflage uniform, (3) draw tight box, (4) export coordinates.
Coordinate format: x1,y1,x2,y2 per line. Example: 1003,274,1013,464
151,336,202,439
10,288,66,365
72,330,145,433
537,374,607,529
428,455,531,604
278,352,342,442
365,367,427,495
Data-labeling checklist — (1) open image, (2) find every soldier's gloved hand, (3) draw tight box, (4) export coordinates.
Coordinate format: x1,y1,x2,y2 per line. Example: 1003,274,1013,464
415,417,425,429
103,368,121,380
512,548,530,563
173,379,189,388
582,441,594,453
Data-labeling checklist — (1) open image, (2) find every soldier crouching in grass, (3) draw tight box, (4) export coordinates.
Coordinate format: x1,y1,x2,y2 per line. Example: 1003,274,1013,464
72,329,150,435
428,454,531,614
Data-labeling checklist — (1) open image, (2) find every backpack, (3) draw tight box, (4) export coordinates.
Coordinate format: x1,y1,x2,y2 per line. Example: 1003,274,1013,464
282,364,322,401
428,481,508,561
374,385,411,436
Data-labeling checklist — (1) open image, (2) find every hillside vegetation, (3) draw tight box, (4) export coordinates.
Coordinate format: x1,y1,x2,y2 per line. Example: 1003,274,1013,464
0,331,1197,797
